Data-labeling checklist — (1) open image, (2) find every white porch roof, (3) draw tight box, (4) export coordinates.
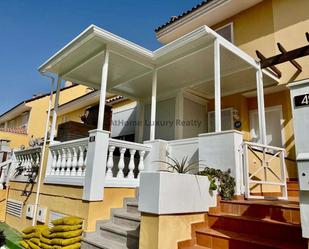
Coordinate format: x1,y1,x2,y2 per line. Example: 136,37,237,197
39,25,279,100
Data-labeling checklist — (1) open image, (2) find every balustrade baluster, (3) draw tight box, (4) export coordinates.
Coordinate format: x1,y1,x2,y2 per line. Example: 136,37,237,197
51,151,57,175
106,146,115,178
77,146,84,176
71,147,78,176
60,149,66,176
65,148,72,176
55,150,61,175
138,150,145,179
117,148,126,178
128,149,136,179
83,147,87,176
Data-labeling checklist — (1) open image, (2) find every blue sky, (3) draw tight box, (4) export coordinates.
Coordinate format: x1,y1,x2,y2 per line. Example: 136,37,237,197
0,0,201,114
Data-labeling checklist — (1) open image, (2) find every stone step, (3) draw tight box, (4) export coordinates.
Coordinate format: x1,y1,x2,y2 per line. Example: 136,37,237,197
207,213,303,242
181,245,209,249
112,210,141,229
100,222,139,247
82,232,127,249
195,227,307,249
125,201,139,214
215,199,300,224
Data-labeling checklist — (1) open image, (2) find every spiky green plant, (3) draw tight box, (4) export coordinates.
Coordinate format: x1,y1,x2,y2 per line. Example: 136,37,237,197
156,156,200,174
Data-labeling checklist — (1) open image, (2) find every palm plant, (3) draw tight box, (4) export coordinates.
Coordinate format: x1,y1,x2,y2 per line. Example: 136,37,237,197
156,155,200,174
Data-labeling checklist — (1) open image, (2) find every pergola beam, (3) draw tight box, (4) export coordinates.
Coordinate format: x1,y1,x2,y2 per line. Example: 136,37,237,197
256,50,282,78
277,42,302,72
260,44,309,69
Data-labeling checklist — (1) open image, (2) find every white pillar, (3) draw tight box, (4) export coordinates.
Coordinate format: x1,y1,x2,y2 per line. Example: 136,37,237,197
256,67,267,145
214,39,221,132
97,49,110,130
150,69,157,140
50,77,62,142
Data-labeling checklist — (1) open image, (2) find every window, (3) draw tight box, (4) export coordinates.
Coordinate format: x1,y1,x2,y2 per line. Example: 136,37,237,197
216,23,233,43
208,108,234,132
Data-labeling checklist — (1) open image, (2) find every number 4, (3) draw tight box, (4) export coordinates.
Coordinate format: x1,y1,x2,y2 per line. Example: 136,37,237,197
302,95,309,105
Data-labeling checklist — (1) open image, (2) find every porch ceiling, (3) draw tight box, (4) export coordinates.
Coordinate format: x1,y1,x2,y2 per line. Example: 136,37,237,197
39,25,279,100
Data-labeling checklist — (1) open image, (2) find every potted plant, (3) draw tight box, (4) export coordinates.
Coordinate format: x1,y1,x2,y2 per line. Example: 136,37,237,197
139,156,217,215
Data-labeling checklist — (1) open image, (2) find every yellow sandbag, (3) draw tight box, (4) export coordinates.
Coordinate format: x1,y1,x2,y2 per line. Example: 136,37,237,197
35,225,48,231
22,226,36,235
53,246,62,249
42,229,52,238
62,243,81,249
27,240,40,249
41,242,54,249
41,235,52,245
29,237,41,246
22,231,41,239
52,217,82,226
19,240,30,249
50,229,83,239
50,224,82,233
51,236,82,246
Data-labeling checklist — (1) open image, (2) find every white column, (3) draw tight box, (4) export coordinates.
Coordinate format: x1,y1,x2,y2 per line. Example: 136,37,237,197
150,69,157,140
256,67,267,145
50,77,62,142
214,39,221,132
97,49,110,130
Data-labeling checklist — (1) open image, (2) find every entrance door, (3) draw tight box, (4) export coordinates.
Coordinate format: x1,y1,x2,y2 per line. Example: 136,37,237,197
250,106,284,147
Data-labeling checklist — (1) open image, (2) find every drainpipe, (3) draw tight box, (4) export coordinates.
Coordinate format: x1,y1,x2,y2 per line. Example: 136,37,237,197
32,72,55,226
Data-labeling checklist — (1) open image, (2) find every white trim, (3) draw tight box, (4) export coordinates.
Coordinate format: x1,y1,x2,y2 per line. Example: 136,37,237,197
150,70,157,141
97,49,110,130
50,77,61,142
287,78,309,88
214,38,221,132
256,68,267,145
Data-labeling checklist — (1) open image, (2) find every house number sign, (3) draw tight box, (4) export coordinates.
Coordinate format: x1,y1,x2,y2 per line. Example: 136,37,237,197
294,94,309,107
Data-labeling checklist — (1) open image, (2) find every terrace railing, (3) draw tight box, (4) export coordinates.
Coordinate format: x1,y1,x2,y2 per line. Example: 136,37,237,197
11,147,42,182
105,139,152,187
243,141,288,200
45,138,88,186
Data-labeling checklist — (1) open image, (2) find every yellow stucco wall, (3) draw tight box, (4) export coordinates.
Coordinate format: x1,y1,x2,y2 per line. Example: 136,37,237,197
5,143,135,232
0,131,28,150
139,213,205,249
0,189,7,221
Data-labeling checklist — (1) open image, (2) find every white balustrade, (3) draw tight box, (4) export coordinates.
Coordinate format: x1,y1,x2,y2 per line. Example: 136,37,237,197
46,138,88,186
105,139,151,187
12,147,42,182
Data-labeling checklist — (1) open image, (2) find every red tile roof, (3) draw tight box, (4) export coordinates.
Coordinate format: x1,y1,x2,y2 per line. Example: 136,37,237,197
155,0,214,32
0,128,27,135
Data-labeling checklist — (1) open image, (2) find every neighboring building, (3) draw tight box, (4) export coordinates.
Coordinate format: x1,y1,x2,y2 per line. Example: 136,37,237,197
0,84,91,149
1,1,309,249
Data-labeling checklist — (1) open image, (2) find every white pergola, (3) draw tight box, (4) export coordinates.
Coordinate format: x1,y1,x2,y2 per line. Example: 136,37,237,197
39,25,279,144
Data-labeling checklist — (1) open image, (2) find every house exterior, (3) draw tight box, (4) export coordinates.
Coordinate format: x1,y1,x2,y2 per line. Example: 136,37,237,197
0,84,90,149
0,1,309,249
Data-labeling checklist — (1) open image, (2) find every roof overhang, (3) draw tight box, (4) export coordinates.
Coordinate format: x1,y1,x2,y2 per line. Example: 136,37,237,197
0,103,31,124
155,0,263,44
39,25,279,101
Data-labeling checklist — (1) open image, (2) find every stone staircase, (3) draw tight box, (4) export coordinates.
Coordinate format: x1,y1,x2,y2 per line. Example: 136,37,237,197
178,198,307,249
82,197,140,249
